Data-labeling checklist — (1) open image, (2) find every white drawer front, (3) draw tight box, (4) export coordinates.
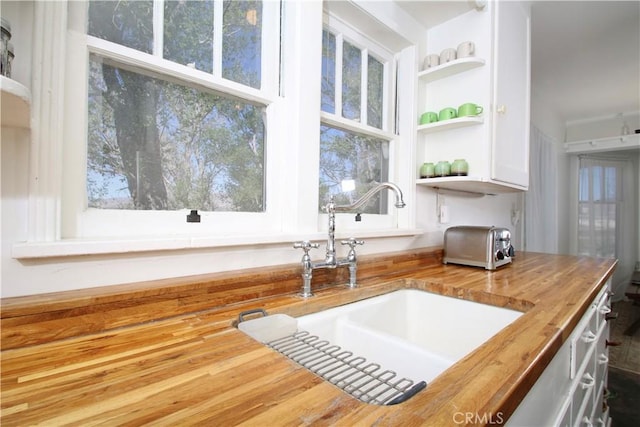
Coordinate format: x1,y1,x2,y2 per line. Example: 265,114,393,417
570,306,597,379
571,370,596,425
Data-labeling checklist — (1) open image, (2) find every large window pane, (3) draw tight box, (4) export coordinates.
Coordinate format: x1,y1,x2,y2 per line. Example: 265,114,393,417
367,55,383,129
319,125,389,214
321,29,336,113
342,42,361,121
164,1,214,73
222,0,262,88
88,57,265,212
88,1,154,54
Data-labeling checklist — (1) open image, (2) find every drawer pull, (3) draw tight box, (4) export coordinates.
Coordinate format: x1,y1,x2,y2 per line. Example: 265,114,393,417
598,306,611,315
580,373,595,389
606,340,621,347
581,330,597,343
598,354,609,365
605,312,618,321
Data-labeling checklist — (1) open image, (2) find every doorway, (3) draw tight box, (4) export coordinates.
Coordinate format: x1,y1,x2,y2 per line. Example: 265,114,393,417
571,151,639,299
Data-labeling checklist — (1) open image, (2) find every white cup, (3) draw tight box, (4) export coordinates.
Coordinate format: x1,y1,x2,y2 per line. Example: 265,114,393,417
440,48,457,64
423,54,440,69
457,41,475,58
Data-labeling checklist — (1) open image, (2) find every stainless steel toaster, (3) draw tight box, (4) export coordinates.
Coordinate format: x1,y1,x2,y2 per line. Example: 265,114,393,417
443,226,514,270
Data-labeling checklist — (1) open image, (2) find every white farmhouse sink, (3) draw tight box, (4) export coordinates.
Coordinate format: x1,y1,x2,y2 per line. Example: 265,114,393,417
295,289,523,383
239,289,523,399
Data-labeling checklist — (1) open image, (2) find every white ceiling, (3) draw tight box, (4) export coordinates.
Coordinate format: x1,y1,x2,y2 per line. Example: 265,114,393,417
530,1,640,122
392,0,478,29
393,0,640,123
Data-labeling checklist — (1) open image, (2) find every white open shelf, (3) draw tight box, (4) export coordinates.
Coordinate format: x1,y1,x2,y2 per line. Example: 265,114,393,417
417,115,483,134
416,176,525,196
1,75,31,128
418,57,486,83
564,134,639,153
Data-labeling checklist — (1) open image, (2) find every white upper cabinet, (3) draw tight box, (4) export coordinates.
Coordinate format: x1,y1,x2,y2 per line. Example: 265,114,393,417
416,1,531,195
490,1,531,188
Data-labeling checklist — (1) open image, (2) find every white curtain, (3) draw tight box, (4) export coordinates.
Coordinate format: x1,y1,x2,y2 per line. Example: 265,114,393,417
525,125,558,253
578,155,637,300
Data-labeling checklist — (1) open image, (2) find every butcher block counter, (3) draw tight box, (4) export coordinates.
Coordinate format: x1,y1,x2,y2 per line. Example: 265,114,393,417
0,250,616,426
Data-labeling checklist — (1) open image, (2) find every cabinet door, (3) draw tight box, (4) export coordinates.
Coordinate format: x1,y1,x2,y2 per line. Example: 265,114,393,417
490,1,531,188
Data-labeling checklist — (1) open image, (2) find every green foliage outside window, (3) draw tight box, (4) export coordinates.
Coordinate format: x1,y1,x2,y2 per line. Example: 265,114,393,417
87,0,265,212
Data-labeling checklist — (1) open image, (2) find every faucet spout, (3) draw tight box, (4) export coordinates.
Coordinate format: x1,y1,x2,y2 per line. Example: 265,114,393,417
334,182,406,213
320,182,405,266
294,182,405,297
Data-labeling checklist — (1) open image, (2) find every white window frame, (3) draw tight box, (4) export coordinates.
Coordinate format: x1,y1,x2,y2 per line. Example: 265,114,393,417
13,0,418,259
62,0,284,239
319,12,402,232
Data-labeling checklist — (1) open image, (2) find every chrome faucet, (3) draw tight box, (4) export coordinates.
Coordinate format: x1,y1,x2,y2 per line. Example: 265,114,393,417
293,182,406,297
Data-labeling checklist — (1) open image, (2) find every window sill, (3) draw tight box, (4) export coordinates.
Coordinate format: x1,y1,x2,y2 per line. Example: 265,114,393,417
12,229,424,259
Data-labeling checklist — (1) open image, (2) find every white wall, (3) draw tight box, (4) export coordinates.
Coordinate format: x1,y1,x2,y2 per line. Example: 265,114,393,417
414,189,520,247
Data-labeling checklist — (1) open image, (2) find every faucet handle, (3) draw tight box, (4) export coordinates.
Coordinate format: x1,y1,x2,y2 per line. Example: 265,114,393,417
341,238,364,249
293,240,319,254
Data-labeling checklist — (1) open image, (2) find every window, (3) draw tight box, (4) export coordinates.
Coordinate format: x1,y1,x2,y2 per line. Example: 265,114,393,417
87,0,266,212
87,58,265,212
577,157,622,258
63,0,280,238
319,22,396,218
576,155,637,298
13,0,416,263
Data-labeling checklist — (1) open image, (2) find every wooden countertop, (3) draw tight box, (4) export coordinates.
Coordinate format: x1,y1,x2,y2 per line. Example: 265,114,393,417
0,252,616,426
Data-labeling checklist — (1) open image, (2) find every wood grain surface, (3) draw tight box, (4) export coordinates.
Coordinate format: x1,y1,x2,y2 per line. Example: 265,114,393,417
1,251,616,426
0,248,441,351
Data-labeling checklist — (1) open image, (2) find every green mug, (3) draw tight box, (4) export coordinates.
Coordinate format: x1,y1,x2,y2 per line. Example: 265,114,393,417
420,112,438,125
458,103,483,117
438,107,457,121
